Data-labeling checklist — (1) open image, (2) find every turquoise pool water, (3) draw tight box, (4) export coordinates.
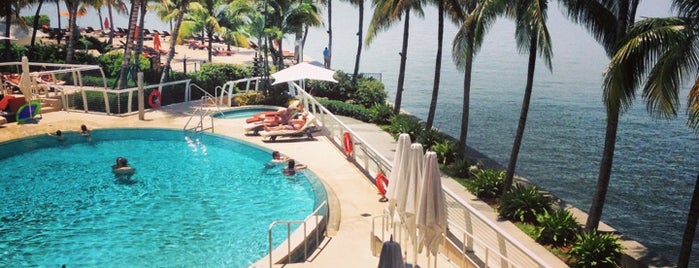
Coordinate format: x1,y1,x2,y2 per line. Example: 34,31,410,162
0,129,326,267
213,106,279,119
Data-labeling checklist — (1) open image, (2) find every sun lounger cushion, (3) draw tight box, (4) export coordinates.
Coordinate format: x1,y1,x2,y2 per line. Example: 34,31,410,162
259,114,317,138
0,95,14,111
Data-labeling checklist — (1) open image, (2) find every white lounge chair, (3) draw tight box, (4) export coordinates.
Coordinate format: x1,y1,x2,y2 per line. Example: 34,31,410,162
259,113,317,141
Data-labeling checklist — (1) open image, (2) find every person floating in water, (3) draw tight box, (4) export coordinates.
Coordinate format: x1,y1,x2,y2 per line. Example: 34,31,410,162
47,130,65,141
112,157,134,174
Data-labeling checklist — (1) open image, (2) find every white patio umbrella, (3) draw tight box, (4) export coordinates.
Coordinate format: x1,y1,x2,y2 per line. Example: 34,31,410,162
270,61,338,85
386,133,411,221
396,143,424,265
417,151,447,267
19,56,33,100
377,235,405,268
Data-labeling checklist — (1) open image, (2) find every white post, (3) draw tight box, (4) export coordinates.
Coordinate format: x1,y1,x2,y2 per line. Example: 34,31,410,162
138,72,144,120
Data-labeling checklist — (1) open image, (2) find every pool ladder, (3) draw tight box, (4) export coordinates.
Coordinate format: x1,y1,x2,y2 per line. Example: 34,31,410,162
184,95,218,133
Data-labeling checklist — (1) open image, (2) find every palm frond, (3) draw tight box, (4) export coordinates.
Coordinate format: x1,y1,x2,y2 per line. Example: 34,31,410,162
687,77,699,136
557,0,618,56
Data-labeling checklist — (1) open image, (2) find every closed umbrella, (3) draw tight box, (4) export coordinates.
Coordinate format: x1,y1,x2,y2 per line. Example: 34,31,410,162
104,18,110,29
18,56,33,100
153,32,161,52
396,143,423,265
417,151,447,267
386,133,411,221
377,235,405,268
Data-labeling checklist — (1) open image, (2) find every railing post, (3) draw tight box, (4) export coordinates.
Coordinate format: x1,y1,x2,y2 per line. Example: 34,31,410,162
138,72,144,120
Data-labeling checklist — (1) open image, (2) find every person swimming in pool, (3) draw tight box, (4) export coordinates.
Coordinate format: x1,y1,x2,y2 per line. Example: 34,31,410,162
283,159,307,176
112,157,135,174
79,124,90,136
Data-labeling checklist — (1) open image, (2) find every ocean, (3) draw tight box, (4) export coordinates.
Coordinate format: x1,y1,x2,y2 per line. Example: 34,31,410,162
23,1,699,266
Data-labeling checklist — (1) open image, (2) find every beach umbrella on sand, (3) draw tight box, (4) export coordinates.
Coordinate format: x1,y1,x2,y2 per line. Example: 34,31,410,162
19,56,33,100
386,133,411,221
396,143,424,265
417,151,447,267
377,235,405,268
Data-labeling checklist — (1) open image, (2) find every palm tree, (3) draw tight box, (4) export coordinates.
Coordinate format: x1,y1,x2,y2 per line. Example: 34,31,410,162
367,0,424,115
602,1,699,264
265,0,323,69
64,0,82,63
118,0,139,89
160,0,189,84
149,0,177,34
556,0,641,231
28,0,46,47
451,0,488,156
425,0,465,129
492,0,554,196
217,0,253,50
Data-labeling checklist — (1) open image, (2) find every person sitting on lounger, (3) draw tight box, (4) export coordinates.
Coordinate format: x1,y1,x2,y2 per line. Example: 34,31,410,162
263,115,306,132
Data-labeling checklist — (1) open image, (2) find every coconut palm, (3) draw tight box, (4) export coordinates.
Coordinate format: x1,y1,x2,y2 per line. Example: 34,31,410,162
149,0,178,34
181,0,223,63
64,0,83,63
343,0,364,83
265,0,323,68
602,1,699,264
118,0,139,88
366,0,424,114
556,0,641,231
217,0,254,50
486,0,554,197
451,0,491,156
160,0,190,84
425,0,465,129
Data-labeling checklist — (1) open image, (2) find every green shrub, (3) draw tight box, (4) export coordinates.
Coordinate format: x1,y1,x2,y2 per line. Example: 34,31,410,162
449,158,472,178
23,15,51,29
307,71,355,101
388,114,423,140
356,78,386,108
466,168,504,199
569,231,623,268
369,103,393,125
233,92,266,106
195,63,251,92
416,127,446,150
432,139,459,165
318,98,372,122
98,50,149,78
535,209,580,247
498,184,553,223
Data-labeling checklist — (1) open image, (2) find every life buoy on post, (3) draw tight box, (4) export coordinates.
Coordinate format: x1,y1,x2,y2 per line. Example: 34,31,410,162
148,90,162,108
343,132,353,157
376,173,388,202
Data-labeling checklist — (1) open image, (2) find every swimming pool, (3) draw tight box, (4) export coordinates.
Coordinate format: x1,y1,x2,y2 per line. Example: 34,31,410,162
213,106,280,119
0,128,327,267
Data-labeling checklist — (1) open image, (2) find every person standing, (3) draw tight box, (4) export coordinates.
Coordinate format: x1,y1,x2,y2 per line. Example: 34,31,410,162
323,47,330,68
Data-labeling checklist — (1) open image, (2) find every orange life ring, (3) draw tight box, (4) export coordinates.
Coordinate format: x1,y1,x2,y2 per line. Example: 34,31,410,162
148,90,162,108
343,132,353,156
376,173,388,195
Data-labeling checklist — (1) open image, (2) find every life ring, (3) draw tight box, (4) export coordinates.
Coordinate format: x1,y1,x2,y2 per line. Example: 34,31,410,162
343,132,353,156
148,90,162,108
376,173,388,202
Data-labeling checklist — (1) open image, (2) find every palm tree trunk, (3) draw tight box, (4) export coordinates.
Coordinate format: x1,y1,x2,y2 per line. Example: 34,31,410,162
30,0,45,48
119,0,140,89
678,171,699,268
207,29,213,63
2,5,10,61
352,0,363,84
393,9,410,115
327,0,332,68
65,0,79,64
56,0,61,31
132,0,147,80
458,46,473,157
586,104,620,231
107,1,115,45
502,36,538,196
98,8,104,32
160,0,189,84
426,0,444,129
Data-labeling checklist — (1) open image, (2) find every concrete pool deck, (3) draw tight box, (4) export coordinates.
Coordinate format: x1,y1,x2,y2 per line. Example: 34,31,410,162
0,103,461,267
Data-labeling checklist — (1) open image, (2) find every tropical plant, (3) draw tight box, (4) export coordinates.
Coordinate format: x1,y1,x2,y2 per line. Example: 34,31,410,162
117,0,139,89
343,0,364,82
366,0,424,114
568,231,623,268
355,78,386,108
387,114,422,140
160,0,190,84
600,1,699,265
465,168,505,199
181,0,223,63
498,184,552,223
369,102,393,124
535,208,580,247
431,139,458,165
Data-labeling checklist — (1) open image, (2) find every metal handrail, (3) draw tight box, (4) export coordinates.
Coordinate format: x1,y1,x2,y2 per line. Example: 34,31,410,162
214,76,263,106
267,201,328,267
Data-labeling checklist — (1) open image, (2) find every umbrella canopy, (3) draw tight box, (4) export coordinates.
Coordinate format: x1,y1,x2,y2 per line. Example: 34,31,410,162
377,236,405,268
59,10,87,17
19,56,33,100
386,133,411,221
271,61,338,85
417,151,447,257
153,32,161,52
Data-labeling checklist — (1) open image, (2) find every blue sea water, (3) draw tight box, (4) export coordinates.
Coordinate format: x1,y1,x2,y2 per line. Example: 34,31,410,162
21,1,699,266
0,129,321,267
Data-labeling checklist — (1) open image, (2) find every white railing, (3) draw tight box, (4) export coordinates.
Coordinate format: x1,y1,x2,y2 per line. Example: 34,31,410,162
290,82,553,268
214,76,263,106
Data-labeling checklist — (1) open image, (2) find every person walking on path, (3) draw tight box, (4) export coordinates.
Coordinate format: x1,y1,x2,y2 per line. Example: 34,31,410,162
323,47,330,68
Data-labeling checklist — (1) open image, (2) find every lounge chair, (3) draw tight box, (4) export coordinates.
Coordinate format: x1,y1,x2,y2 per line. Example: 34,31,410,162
259,113,317,141
161,30,171,37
